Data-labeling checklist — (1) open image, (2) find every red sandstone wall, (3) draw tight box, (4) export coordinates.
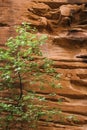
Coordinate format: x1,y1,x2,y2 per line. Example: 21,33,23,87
0,0,87,130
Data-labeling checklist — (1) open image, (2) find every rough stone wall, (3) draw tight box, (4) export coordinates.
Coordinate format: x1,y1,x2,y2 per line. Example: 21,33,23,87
0,0,87,130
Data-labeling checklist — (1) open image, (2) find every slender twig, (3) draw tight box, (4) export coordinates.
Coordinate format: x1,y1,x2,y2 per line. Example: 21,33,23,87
18,71,23,100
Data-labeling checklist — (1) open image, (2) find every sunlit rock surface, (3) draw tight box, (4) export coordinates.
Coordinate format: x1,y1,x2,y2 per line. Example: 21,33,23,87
0,0,87,130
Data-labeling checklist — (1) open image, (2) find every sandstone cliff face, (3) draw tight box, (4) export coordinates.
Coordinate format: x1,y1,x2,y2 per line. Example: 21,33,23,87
0,0,87,130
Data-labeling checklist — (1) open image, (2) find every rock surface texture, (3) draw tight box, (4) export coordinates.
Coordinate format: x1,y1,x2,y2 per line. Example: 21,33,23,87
0,0,87,130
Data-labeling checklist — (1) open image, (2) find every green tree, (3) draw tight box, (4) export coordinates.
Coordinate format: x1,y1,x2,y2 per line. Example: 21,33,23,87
0,23,61,130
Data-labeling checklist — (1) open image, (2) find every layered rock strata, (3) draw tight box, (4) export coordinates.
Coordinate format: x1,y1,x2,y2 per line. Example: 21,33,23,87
0,0,87,130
